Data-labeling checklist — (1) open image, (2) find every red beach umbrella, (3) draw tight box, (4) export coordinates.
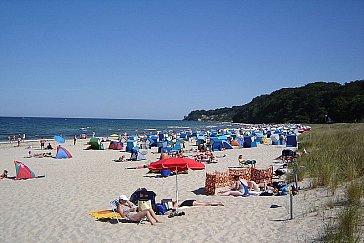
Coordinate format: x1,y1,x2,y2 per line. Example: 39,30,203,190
147,157,205,211
147,157,205,172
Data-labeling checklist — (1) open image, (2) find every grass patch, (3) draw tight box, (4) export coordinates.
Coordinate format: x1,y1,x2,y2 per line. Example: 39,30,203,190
297,123,364,242
298,123,364,190
347,180,364,206
324,206,362,243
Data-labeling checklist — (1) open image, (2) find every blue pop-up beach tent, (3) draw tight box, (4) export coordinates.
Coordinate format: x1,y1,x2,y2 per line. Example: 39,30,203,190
126,140,137,152
286,134,297,147
55,146,72,159
243,136,257,148
197,136,206,146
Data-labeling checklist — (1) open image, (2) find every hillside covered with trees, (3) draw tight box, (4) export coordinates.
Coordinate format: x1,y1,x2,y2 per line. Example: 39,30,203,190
183,80,364,123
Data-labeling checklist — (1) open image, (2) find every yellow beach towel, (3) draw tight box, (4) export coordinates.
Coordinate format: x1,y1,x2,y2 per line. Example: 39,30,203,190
88,210,122,220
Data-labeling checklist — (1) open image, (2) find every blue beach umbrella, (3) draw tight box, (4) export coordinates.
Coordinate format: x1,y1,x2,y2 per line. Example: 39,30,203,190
54,135,65,144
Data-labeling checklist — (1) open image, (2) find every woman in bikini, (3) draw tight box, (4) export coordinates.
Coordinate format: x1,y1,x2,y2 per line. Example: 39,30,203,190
218,175,261,196
116,195,162,225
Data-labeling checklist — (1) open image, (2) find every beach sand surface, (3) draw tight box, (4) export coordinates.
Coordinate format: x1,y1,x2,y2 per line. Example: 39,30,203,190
0,140,332,242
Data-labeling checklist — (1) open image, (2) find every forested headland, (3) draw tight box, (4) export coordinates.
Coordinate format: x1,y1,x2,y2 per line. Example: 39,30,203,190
183,80,364,123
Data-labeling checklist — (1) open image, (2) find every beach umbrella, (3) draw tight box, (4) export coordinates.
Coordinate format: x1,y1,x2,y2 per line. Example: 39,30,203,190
148,157,205,171
148,158,205,210
54,135,65,144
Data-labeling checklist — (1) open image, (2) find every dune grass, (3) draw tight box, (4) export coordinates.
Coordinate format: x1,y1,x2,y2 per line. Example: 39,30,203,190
298,123,364,190
296,123,364,242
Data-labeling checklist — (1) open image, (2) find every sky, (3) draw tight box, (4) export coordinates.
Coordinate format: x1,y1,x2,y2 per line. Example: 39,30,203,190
0,0,363,120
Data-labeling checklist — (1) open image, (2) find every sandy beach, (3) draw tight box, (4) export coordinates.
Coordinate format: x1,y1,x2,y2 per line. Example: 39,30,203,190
0,139,335,242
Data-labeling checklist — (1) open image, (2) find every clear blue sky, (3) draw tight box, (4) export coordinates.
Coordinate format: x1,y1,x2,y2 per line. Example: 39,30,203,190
1,0,363,120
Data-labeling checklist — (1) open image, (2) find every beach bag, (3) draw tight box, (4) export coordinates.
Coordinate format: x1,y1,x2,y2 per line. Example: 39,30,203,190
161,169,171,177
155,203,167,215
138,200,152,211
161,199,173,211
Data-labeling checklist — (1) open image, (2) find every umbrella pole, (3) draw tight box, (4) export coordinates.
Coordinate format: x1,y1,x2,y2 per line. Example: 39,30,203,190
175,168,179,211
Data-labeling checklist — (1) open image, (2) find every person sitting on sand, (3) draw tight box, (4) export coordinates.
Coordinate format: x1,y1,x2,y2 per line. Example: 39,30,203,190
0,170,8,179
114,155,125,162
159,151,170,160
117,195,162,225
173,199,224,208
238,155,256,168
46,143,53,150
218,175,262,196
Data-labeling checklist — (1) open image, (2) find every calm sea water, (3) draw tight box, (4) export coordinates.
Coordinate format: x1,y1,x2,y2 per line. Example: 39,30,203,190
0,117,234,142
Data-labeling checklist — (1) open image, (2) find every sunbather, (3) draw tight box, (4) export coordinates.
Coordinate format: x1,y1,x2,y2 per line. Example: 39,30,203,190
218,175,262,196
238,155,256,168
113,155,125,162
173,199,224,208
117,195,162,225
29,152,52,158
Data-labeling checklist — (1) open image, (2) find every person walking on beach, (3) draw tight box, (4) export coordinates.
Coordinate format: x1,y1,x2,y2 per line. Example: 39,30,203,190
73,135,77,145
40,137,45,150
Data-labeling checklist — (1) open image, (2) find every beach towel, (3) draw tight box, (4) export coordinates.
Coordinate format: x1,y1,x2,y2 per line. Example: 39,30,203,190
88,210,122,220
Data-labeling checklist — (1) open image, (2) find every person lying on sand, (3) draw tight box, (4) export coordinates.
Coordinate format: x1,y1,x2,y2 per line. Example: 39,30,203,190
173,199,224,208
218,175,264,196
27,152,52,158
113,155,125,162
117,195,162,225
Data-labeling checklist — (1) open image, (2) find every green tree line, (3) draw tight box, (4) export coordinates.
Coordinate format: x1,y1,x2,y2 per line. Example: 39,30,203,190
183,80,364,123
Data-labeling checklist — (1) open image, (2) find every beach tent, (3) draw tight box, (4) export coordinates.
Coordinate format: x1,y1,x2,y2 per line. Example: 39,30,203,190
89,138,104,150
171,142,182,152
158,141,171,153
179,133,189,140
210,130,218,137
286,135,297,147
237,137,244,146
221,141,233,150
126,140,137,152
148,136,158,147
130,148,147,161
210,137,222,151
14,161,36,180
270,134,279,145
253,132,264,144
158,133,165,141
109,141,123,150
55,146,72,159
243,136,257,148
218,135,228,141
197,136,206,146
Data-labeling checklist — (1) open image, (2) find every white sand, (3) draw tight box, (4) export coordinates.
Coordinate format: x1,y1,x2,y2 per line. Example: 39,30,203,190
0,140,334,242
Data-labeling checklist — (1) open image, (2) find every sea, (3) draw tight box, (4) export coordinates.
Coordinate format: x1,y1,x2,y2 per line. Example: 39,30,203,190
0,117,236,142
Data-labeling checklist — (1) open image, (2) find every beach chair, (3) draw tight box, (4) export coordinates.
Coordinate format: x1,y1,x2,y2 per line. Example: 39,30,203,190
110,200,122,224
110,200,146,225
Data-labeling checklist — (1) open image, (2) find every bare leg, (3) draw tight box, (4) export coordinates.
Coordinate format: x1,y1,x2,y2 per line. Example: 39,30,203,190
219,191,243,196
248,181,260,191
193,201,224,206
147,208,162,223
128,211,156,225
173,200,183,209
